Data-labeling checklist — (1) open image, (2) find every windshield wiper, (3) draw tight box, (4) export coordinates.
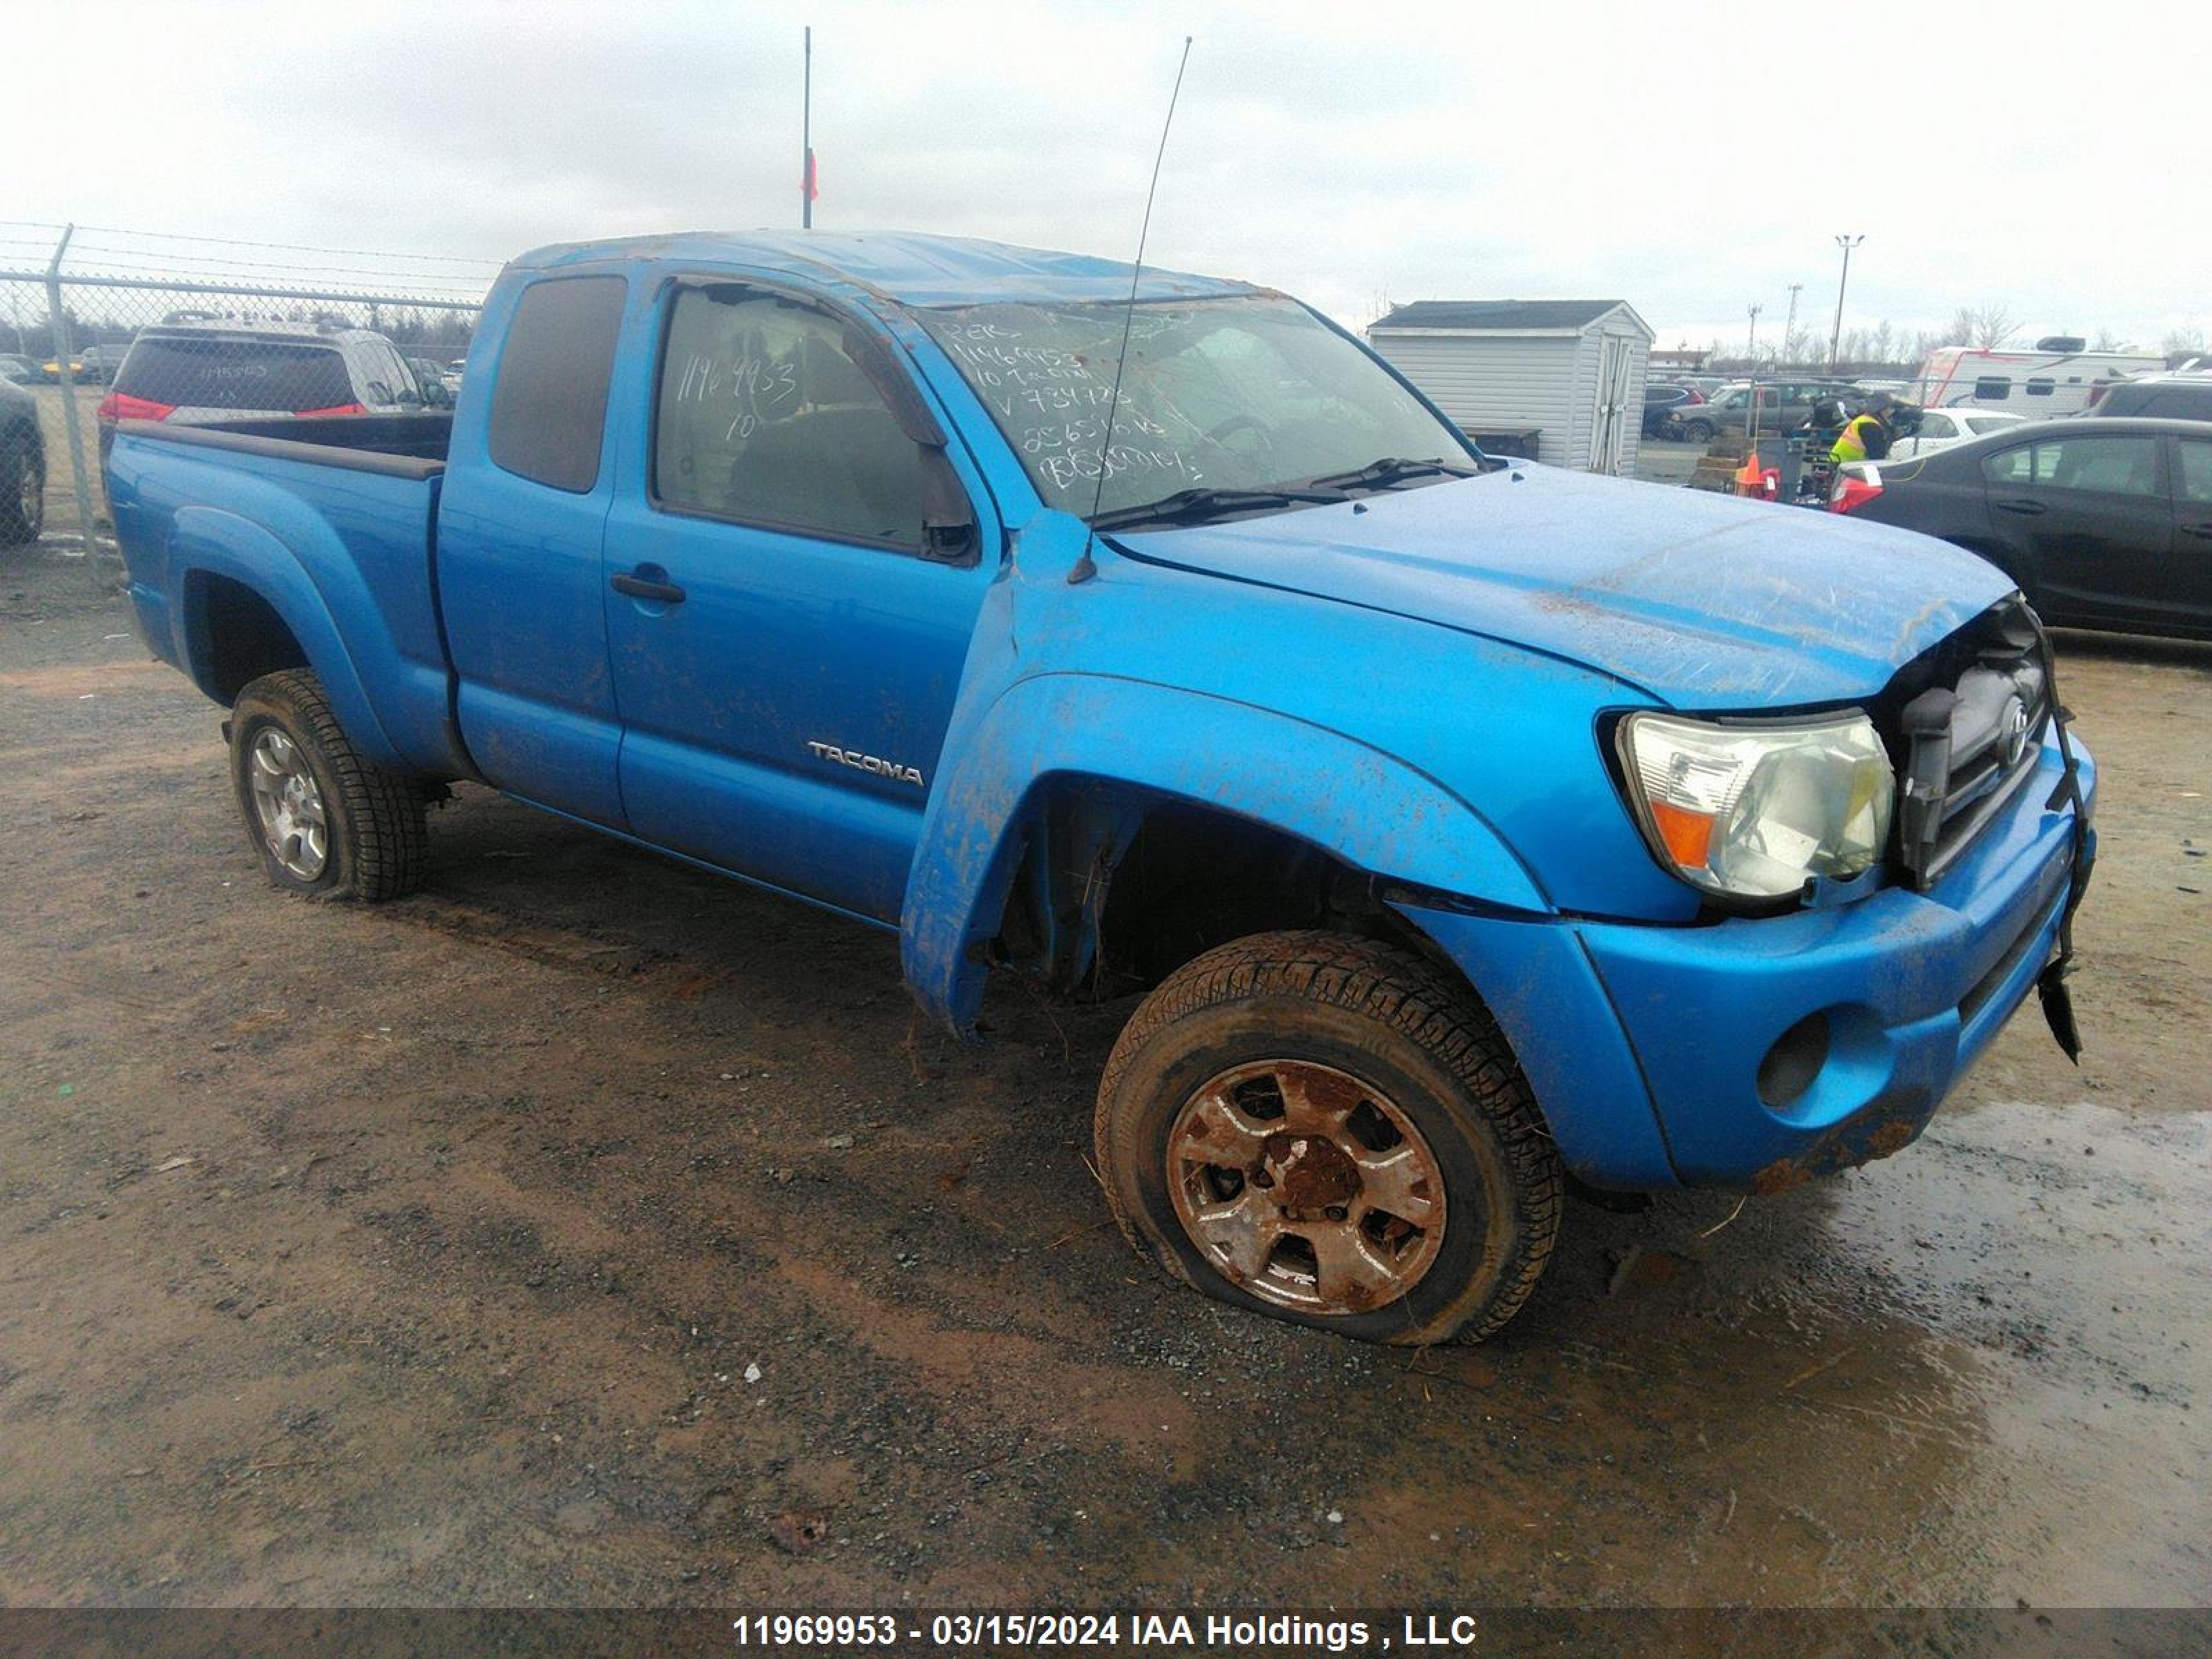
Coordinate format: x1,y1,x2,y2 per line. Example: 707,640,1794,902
1089,484,1347,532
1304,456,1481,493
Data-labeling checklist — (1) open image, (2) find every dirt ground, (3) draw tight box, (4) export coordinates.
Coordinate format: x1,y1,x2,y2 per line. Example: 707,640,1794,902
2,541,2208,1620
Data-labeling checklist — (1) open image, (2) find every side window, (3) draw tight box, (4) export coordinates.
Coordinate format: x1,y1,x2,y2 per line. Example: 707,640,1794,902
653,284,927,550
2034,436,2162,498
2177,440,2212,506
2025,377,2054,397
2138,388,2212,420
1982,445,2036,486
488,276,627,493
1972,376,2012,401
1920,413,1956,440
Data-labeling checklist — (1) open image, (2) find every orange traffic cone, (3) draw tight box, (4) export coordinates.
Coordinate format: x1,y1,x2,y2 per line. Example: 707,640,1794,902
1733,449,1765,496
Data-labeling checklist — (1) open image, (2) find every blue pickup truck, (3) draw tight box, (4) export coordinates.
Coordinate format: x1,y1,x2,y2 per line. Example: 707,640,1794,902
106,232,2094,1345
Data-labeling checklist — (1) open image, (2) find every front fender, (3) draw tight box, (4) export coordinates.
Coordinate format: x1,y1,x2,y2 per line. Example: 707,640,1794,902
169,505,404,771
901,670,1548,1035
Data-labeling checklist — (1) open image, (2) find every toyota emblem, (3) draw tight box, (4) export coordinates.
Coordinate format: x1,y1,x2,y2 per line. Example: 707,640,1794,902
2001,697,2031,767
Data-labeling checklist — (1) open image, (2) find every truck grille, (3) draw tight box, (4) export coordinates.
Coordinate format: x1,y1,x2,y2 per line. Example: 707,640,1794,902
1892,603,2050,891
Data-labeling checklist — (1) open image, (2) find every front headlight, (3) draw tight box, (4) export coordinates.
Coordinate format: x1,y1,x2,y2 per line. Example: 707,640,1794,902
1616,711,1895,899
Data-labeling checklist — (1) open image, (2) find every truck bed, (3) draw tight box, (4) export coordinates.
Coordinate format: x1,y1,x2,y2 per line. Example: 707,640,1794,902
106,413,468,779
119,411,453,476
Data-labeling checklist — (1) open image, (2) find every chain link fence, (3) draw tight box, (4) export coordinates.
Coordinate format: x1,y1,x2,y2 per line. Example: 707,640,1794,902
0,222,498,574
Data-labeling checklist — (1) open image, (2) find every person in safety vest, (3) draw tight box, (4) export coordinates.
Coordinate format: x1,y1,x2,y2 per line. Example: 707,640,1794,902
1832,395,1898,466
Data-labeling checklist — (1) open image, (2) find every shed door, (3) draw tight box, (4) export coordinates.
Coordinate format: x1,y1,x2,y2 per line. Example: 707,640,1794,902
1591,332,1634,475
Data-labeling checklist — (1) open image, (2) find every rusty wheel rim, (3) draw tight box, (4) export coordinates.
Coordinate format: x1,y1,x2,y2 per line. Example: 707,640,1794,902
1165,1060,1446,1316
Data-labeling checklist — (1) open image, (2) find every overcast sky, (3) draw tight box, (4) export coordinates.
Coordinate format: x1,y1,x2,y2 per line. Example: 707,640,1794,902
10,0,2209,351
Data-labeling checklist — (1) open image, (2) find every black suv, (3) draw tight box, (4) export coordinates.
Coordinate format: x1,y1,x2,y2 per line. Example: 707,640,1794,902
2090,373,2212,421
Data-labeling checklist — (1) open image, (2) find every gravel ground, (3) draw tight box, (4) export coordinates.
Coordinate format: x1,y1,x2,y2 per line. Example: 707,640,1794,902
2,539,2208,1620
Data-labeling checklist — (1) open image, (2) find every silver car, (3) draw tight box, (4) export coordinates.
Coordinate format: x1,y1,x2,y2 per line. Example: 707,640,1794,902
101,321,427,425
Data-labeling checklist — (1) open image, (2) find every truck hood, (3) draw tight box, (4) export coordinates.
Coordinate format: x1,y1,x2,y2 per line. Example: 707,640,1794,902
1109,465,2014,709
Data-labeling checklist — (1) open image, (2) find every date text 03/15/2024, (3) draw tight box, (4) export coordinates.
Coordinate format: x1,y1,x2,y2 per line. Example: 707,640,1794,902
729,1611,1495,1649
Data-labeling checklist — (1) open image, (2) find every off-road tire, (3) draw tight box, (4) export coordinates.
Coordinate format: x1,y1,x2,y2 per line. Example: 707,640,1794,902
0,442,43,547
228,668,427,901
1094,930,1563,1346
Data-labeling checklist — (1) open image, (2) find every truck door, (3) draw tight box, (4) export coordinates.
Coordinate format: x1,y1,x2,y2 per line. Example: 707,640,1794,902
437,272,630,826
1983,431,2170,628
599,278,997,924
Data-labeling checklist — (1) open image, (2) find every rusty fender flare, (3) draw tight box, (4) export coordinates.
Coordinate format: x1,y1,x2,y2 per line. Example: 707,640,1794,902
899,671,1550,1036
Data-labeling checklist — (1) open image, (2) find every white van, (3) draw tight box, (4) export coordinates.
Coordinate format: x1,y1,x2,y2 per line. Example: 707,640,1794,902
1911,338,2164,418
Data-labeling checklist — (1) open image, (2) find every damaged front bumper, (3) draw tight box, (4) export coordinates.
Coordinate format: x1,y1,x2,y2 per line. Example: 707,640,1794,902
1394,731,2095,1194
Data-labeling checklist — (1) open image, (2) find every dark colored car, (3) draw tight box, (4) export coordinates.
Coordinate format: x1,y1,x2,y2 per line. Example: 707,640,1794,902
0,373,46,546
406,356,456,409
1833,417,2212,640
1669,379,1858,444
2087,373,2212,422
76,344,132,384
1,353,42,384
1642,383,1703,438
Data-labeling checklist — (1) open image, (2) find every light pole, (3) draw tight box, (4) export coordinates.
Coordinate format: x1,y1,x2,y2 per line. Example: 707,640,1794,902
801,26,816,230
1783,282,1802,364
1830,235,1864,370
1746,302,1762,361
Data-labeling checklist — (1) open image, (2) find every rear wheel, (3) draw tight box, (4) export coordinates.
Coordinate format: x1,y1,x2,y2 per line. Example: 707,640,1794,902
1094,931,1562,1345
228,669,427,901
0,439,43,547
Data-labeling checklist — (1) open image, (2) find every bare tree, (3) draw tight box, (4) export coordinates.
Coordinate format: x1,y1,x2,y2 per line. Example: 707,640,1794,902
1946,303,2019,350
2163,325,2206,357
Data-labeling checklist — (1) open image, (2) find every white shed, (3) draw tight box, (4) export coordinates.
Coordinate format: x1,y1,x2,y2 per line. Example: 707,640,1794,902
1367,299,1655,475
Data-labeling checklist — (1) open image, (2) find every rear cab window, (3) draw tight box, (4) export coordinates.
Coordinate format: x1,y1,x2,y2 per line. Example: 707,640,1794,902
487,275,628,492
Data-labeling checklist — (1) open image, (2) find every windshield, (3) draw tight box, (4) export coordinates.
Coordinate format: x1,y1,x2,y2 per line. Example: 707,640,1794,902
917,294,1471,521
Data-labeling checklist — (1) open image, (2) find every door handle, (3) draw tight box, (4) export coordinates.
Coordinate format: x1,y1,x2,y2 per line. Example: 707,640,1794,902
611,571,687,604
1994,498,2047,516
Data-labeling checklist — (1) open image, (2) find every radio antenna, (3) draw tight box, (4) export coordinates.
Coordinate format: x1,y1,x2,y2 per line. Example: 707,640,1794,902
1069,35,1194,586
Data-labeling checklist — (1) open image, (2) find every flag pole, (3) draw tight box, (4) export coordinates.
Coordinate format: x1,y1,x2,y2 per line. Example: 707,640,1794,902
801,26,814,230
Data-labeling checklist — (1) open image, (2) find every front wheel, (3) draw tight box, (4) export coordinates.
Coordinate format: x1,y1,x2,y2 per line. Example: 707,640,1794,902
1094,931,1562,1345
228,668,428,901
1679,417,1716,444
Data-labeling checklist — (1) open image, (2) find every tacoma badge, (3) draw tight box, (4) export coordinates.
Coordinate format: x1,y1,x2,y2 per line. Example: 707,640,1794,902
806,740,925,787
